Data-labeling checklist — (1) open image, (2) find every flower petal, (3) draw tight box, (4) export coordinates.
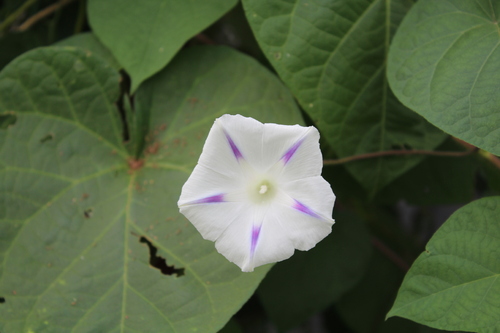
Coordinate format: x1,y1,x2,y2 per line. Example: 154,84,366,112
214,114,263,168
274,126,323,182
214,203,295,272
272,202,334,252
193,115,250,180
178,162,248,242
273,176,336,250
178,163,243,207
179,201,246,242
216,114,321,176
280,176,336,224
213,177,335,272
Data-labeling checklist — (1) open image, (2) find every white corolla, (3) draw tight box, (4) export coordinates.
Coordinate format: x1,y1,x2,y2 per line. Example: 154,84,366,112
178,114,335,272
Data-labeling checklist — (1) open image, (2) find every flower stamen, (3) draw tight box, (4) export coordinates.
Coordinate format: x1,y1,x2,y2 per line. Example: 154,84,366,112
250,179,276,203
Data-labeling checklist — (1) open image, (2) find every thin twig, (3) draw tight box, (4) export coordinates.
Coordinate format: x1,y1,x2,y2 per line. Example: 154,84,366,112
14,0,76,32
323,147,477,166
371,236,410,272
0,0,38,32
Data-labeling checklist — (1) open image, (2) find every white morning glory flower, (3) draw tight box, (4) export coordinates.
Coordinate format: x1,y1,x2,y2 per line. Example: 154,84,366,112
178,114,335,272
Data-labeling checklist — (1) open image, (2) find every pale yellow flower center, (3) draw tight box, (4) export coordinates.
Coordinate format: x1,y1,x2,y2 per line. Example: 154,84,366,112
249,179,276,203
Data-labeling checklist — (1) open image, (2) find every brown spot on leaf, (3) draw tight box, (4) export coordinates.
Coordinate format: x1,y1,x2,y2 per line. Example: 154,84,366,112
128,158,144,171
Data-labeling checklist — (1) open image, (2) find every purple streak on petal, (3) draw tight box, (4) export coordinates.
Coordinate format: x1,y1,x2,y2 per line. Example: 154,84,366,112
250,224,262,257
281,139,304,164
224,132,243,160
193,194,225,204
293,199,321,218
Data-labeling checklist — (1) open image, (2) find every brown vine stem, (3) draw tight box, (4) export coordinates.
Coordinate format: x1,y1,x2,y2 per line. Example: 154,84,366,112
194,34,216,45
14,0,76,32
323,147,477,166
0,0,39,33
371,236,410,272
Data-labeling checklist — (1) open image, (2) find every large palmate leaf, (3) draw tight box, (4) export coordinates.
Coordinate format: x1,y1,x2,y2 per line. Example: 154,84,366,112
388,196,500,332
0,45,303,332
242,0,446,194
87,0,238,92
388,0,500,155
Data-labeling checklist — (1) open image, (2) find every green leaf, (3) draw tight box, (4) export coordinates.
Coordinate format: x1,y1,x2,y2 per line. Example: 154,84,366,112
56,32,121,70
88,0,238,91
388,196,500,332
242,0,446,194
375,138,476,205
0,45,303,332
258,212,371,331
388,0,500,155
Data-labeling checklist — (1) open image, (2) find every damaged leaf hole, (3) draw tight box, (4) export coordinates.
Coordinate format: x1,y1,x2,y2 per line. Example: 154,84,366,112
84,208,93,218
0,113,17,129
140,237,184,277
116,69,132,142
40,133,54,143
0,297,5,304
